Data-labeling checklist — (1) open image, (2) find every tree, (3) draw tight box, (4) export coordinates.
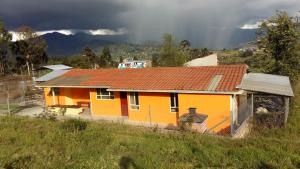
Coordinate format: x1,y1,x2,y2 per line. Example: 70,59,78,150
151,54,159,67
250,11,300,84
99,47,112,68
119,55,123,63
179,40,191,49
200,48,210,57
10,26,47,76
179,40,212,61
0,19,12,76
159,33,187,66
62,55,90,69
246,52,276,73
82,47,97,69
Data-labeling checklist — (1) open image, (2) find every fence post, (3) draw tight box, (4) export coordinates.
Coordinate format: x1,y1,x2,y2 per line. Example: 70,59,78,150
6,82,10,115
251,94,254,117
284,97,289,126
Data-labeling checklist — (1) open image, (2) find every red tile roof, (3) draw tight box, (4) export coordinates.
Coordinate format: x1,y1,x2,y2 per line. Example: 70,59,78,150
39,64,248,92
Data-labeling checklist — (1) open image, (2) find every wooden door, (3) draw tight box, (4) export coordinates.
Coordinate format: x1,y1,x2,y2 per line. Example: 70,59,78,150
120,92,128,116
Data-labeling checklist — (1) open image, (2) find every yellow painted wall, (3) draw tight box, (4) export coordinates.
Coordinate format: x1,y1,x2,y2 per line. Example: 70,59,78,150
178,94,231,133
127,93,231,133
128,92,178,126
44,87,53,106
90,89,122,116
44,87,65,106
43,87,231,133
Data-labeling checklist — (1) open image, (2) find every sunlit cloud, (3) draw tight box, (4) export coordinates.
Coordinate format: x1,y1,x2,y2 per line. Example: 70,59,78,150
240,21,262,29
36,30,74,36
87,28,128,35
9,29,74,41
9,28,128,41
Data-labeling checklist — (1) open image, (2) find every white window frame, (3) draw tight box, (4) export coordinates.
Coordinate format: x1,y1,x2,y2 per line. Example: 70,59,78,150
170,93,179,112
129,92,139,110
96,88,114,100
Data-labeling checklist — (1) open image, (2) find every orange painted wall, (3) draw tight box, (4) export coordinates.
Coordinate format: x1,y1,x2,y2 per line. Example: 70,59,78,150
90,89,122,116
44,88,90,106
71,88,90,105
128,92,178,126
178,94,231,133
43,87,231,133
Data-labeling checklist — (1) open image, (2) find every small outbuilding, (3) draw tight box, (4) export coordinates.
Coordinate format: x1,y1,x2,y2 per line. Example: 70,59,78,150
238,73,294,127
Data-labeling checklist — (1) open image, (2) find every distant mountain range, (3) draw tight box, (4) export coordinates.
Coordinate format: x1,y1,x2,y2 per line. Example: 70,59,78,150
43,32,129,56
43,28,257,56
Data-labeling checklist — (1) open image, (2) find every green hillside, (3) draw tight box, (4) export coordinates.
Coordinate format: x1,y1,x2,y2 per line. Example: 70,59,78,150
0,82,299,168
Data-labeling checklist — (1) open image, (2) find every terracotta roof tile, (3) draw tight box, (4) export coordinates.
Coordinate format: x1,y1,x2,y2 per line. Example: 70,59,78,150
39,64,248,92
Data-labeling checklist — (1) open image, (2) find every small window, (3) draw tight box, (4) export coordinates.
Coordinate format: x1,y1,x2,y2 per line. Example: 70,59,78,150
170,93,178,112
96,88,114,100
129,92,139,110
51,88,60,96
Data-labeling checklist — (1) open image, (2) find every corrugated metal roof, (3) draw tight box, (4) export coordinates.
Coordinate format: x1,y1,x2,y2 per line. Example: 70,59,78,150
43,64,72,70
35,70,71,82
238,73,294,97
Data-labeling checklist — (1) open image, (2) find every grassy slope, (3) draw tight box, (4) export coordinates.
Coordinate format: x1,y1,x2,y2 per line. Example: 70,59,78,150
0,86,300,168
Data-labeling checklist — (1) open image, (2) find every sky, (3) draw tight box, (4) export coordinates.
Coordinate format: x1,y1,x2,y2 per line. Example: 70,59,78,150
1,0,300,46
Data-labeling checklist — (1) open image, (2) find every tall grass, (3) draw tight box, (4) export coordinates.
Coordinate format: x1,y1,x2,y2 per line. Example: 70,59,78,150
0,84,300,168
0,114,299,168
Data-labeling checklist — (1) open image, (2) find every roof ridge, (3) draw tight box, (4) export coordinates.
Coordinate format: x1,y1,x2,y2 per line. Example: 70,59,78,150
69,64,248,71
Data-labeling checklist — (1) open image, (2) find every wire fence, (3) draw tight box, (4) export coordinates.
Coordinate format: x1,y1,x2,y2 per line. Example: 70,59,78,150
0,77,43,114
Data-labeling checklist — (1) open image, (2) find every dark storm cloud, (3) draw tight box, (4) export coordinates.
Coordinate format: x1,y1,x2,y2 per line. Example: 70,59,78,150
125,0,300,46
0,0,131,30
1,0,299,47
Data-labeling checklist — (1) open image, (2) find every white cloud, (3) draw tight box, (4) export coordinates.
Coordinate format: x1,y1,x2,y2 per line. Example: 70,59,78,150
240,21,262,29
9,29,74,41
36,30,74,36
9,28,128,41
87,28,128,35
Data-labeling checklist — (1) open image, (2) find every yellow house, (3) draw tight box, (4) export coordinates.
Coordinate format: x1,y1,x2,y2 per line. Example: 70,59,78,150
37,65,248,134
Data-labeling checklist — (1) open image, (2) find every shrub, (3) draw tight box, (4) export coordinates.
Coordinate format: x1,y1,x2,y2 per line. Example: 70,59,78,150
36,111,57,121
4,155,33,169
60,119,87,132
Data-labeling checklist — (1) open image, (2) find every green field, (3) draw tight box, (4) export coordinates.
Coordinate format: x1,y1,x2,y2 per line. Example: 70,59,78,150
0,85,300,168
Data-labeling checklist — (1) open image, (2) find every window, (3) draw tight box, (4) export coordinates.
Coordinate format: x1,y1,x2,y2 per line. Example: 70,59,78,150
96,88,114,100
170,93,178,112
129,92,139,110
